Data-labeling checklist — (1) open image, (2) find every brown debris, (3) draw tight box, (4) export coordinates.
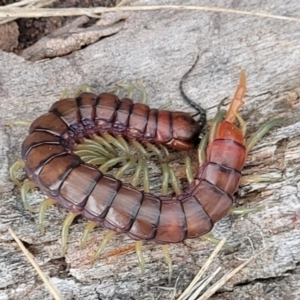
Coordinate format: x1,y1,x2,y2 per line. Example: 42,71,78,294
21,15,125,61
0,21,19,51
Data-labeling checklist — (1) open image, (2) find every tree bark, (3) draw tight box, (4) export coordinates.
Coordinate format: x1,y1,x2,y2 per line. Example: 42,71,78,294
1,1,300,299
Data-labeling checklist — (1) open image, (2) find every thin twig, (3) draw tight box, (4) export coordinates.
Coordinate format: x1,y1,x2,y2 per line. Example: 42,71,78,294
8,227,62,300
0,6,299,23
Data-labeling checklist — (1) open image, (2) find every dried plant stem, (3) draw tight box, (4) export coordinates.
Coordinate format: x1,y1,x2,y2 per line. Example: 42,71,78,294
8,227,62,300
177,238,226,300
198,241,277,300
0,0,58,25
0,6,299,23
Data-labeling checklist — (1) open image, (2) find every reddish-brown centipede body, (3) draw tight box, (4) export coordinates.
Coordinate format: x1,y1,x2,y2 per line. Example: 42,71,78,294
20,71,280,246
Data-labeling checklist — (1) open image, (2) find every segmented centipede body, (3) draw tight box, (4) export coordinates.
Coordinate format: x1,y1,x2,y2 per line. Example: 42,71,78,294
20,71,280,245
29,92,204,152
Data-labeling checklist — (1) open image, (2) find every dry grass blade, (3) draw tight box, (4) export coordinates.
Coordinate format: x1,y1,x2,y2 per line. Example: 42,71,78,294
8,227,62,300
198,241,278,300
177,238,226,300
0,6,299,23
0,0,58,25
177,239,279,300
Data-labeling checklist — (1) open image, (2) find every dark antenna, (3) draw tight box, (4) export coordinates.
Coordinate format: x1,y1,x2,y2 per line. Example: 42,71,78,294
179,54,206,129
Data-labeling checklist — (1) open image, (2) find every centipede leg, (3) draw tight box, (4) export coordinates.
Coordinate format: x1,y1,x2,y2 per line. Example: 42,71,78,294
241,174,279,184
61,212,79,255
158,101,172,110
73,84,91,97
246,118,283,153
116,83,134,98
6,120,31,127
81,220,98,249
21,179,37,212
85,156,109,165
229,206,264,215
197,132,209,167
60,89,69,99
102,133,129,153
93,135,118,156
76,138,115,158
142,159,150,193
208,110,226,143
201,233,234,251
39,198,57,234
108,84,121,95
10,159,25,187
167,165,181,196
162,244,173,283
131,158,143,187
135,240,146,274
184,157,194,184
161,163,169,196
136,80,148,104
99,156,127,173
234,112,247,137
115,157,137,179
94,230,117,258
160,145,181,195
73,149,110,165
116,136,130,152
145,143,170,194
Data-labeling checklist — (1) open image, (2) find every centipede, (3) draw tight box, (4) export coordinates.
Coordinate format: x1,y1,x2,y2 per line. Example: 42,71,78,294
11,65,281,280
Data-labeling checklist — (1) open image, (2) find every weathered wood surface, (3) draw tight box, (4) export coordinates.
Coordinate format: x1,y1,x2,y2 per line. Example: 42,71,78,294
1,1,300,299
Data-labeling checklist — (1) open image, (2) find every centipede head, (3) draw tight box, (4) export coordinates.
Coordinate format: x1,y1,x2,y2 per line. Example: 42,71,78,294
165,112,202,150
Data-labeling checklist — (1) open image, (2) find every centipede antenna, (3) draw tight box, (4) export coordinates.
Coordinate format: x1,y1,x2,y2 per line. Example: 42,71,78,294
179,55,206,129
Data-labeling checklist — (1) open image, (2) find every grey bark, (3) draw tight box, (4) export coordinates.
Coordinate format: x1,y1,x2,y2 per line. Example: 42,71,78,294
1,1,300,299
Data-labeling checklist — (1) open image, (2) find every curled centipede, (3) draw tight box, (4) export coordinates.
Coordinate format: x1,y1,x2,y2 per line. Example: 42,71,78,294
11,65,281,280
